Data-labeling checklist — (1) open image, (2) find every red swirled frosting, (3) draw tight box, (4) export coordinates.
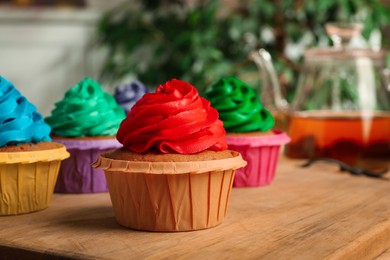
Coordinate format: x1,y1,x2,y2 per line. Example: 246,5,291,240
116,79,227,154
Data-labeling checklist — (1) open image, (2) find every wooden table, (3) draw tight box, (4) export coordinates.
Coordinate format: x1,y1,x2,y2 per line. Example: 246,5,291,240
0,158,389,259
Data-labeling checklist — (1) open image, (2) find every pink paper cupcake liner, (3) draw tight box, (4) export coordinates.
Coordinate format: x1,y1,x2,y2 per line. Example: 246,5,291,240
53,138,122,193
226,130,290,187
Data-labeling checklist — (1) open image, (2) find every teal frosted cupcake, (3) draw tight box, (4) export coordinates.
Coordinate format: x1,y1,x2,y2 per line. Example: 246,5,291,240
205,77,290,187
45,78,125,193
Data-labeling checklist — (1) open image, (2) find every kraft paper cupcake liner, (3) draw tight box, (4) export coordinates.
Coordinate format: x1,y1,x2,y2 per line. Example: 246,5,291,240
226,130,290,187
93,151,246,231
0,144,69,215
93,151,246,174
53,138,122,193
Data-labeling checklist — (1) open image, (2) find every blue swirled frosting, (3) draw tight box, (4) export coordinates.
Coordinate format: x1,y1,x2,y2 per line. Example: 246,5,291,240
114,80,148,114
0,76,51,146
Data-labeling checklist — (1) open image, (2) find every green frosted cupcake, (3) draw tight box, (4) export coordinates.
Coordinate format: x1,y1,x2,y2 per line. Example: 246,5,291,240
206,76,290,187
205,76,274,133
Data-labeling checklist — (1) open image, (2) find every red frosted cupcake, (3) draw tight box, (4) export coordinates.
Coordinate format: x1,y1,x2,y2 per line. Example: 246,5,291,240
205,77,290,187
93,79,246,231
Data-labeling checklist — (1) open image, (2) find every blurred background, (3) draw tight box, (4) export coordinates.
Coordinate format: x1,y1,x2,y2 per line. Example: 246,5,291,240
1,0,390,116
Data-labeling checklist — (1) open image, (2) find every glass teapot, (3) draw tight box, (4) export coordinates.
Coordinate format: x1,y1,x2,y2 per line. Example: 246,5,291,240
250,23,390,165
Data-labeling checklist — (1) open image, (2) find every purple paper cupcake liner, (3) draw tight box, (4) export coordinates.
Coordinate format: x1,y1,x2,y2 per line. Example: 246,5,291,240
53,137,122,193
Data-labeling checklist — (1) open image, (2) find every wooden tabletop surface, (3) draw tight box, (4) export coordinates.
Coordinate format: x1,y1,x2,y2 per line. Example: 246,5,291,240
0,157,389,259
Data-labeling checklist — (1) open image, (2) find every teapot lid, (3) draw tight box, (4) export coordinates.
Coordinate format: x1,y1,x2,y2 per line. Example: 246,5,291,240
304,22,386,60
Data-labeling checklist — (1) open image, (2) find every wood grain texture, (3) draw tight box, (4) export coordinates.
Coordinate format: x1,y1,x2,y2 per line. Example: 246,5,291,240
0,157,389,259
376,247,390,260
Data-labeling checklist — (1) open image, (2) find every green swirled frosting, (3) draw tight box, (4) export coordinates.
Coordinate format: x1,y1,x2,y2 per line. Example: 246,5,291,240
205,77,274,132
45,78,125,137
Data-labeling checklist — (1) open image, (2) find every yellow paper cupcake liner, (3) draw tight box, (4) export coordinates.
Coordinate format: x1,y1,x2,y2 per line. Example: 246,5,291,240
0,143,69,215
0,143,69,164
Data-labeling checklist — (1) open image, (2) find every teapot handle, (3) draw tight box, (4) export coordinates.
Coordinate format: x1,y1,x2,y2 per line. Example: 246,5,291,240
249,49,289,111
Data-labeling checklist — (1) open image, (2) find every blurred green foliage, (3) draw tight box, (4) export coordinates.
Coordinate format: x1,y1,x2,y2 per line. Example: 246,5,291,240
96,0,390,96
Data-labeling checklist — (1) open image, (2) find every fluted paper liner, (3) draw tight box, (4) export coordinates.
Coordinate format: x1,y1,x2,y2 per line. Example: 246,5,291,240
0,143,69,215
52,137,122,193
226,130,290,187
93,151,246,231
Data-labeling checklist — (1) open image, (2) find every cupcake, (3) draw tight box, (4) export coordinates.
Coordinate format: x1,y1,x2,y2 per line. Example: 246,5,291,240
93,79,246,232
0,76,69,215
205,76,290,187
45,78,125,193
114,80,148,114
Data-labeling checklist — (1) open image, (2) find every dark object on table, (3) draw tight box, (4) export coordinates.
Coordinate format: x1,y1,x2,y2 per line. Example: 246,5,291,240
301,157,389,180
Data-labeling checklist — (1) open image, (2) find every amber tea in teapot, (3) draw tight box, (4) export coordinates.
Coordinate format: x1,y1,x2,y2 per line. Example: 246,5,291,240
285,111,390,164
251,23,390,165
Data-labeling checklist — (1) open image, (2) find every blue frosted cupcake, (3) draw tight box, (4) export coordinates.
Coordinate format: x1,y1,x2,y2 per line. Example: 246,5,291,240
0,76,69,215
